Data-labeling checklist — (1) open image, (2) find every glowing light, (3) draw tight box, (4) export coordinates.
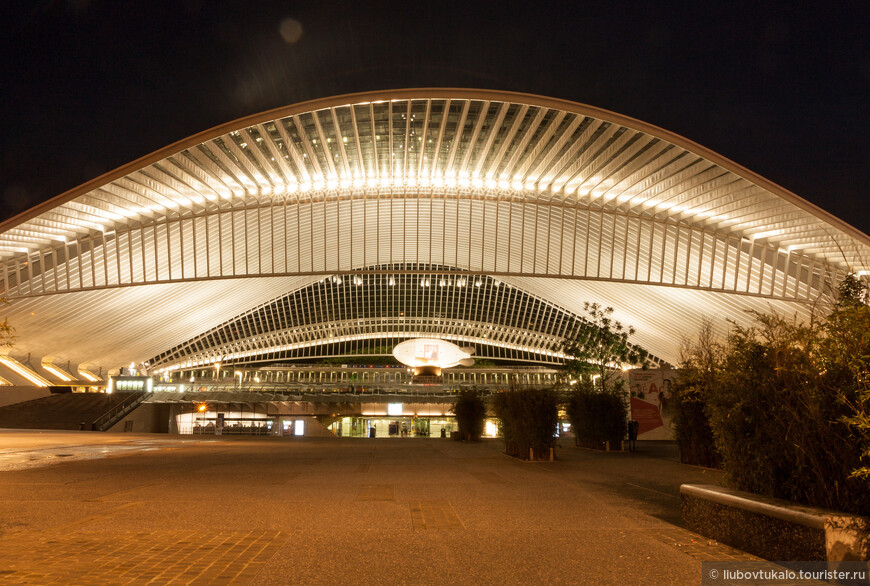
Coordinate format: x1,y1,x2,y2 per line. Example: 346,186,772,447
43,363,73,382
0,355,50,387
392,338,475,369
78,370,99,383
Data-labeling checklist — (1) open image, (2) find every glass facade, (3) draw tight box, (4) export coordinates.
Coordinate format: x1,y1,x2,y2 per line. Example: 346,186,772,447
150,265,662,371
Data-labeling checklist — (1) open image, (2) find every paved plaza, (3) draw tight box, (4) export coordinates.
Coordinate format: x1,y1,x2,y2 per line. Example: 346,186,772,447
0,431,756,584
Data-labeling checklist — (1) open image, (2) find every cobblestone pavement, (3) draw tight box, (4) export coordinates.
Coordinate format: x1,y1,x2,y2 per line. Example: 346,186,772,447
0,529,287,585
0,432,753,585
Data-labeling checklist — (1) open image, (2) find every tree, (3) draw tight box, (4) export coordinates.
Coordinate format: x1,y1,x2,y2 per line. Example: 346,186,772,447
676,274,870,515
493,387,559,460
451,389,486,441
559,304,648,451
672,319,723,468
559,303,649,393
566,378,628,450
822,274,870,480
0,296,13,348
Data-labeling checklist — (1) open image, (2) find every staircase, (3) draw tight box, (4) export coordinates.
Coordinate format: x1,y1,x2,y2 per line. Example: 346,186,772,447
0,392,144,431
92,391,151,431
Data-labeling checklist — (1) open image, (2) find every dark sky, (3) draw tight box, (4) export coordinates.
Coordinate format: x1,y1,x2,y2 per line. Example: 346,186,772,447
3,0,869,235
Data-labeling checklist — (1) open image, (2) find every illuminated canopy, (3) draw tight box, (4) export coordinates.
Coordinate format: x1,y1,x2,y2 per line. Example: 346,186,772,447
0,89,867,379
392,338,475,369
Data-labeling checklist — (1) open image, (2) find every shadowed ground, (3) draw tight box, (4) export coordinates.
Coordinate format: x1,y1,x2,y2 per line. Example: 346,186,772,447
0,431,755,584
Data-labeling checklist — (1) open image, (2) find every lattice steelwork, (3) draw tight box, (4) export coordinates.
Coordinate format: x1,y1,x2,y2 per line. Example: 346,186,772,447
148,265,664,371
1,89,867,371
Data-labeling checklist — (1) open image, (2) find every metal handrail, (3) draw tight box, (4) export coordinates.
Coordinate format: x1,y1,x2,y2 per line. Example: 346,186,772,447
91,391,151,431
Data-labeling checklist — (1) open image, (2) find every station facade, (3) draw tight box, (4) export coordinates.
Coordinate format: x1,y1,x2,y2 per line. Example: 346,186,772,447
0,89,867,437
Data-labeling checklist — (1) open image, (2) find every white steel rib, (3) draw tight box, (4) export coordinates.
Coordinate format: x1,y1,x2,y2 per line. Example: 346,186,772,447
0,89,867,373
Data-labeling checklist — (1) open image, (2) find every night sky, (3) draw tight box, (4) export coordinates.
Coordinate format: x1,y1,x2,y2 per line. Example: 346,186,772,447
3,1,869,235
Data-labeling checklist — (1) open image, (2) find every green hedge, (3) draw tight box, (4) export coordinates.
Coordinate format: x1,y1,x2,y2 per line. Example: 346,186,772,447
451,390,486,442
566,381,627,450
493,387,559,460
707,314,869,515
677,276,870,516
672,384,721,468
671,322,722,468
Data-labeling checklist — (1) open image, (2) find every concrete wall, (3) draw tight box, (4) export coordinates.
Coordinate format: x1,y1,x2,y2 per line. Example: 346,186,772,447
681,484,870,562
107,403,171,433
0,387,52,408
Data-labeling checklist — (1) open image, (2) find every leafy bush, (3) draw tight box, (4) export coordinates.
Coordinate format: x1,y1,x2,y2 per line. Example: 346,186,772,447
672,320,722,468
450,390,486,441
820,275,870,482
679,275,870,515
493,387,559,460
567,380,627,450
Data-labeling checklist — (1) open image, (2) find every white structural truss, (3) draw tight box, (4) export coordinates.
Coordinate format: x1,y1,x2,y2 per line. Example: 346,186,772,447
0,89,868,379
147,267,659,372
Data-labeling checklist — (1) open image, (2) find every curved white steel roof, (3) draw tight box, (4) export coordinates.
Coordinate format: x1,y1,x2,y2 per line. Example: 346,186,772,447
0,89,867,377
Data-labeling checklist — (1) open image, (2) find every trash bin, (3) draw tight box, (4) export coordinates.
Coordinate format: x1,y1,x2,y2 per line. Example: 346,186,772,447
440,428,447,438
369,427,375,438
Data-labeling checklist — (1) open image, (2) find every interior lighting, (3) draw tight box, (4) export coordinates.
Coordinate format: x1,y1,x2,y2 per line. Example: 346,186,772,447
78,370,101,383
0,355,50,387
42,363,74,382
